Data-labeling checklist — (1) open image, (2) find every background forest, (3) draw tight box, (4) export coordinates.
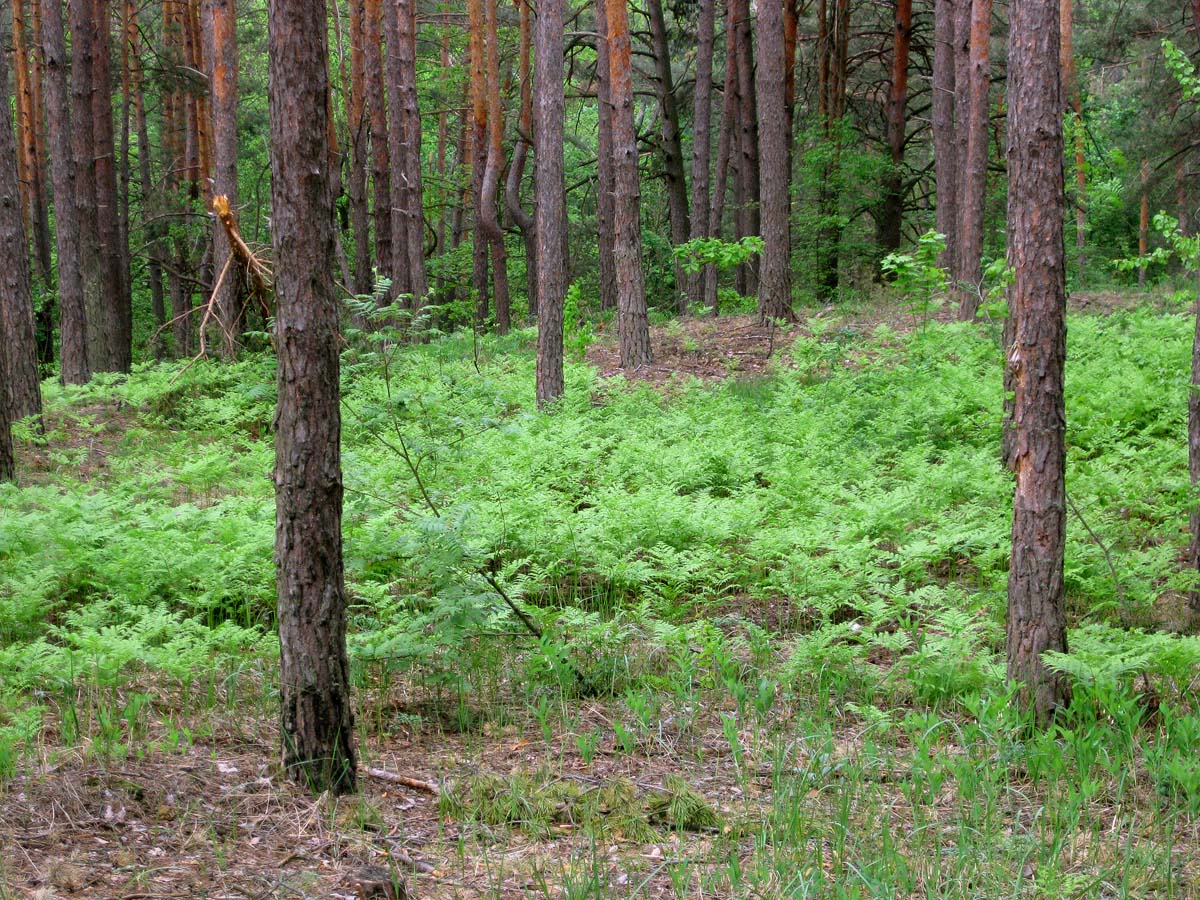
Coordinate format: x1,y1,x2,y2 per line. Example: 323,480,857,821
5,0,1200,897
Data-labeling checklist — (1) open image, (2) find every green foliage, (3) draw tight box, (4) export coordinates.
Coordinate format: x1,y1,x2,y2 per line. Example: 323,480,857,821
880,231,949,325
674,236,764,275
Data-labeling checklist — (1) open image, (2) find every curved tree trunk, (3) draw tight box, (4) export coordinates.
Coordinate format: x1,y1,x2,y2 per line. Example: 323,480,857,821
1006,0,1071,726
267,0,357,796
534,0,566,405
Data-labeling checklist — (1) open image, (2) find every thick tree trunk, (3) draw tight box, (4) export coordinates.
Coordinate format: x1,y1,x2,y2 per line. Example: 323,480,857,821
69,0,103,367
345,0,372,296
606,0,651,368
646,0,690,311
685,0,715,311
933,0,957,272
481,0,510,332
594,6,618,312
956,0,991,319
1005,0,1071,726
755,0,792,323
267,0,357,797
40,0,89,384
534,0,566,405
0,42,44,423
364,0,391,282
878,0,912,255
203,0,243,357
504,0,537,319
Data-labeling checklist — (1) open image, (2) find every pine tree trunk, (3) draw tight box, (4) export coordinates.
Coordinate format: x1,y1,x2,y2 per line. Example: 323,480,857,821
878,0,912,255
933,0,957,272
594,5,618,312
956,0,992,319
686,0,715,311
345,0,372,296
129,6,165,351
534,0,566,405
755,0,793,323
364,0,391,283
733,0,759,298
606,0,651,368
40,0,90,384
395,0,427,308
0,41,44,424
12,0,54,291
709,0,739,316
646,0,690,312
480,0,510,333
504,0,537,319
1006,0,1071,726
268,0,357,797
69,0,104,366
381,0,413,301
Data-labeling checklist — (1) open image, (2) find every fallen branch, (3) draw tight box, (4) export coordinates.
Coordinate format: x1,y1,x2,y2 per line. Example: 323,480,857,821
363,767,440,796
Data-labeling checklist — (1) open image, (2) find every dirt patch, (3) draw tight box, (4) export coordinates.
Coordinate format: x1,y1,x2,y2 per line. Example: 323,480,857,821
16,404,141,486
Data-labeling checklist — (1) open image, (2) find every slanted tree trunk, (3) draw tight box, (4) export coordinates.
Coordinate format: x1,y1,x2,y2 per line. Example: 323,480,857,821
345,0,372,295
956,0,992,319
267,0,357,797
606,0,651,368
1006,0,1071,726
933,0,957,272
364,0,390,283
480,0,510,332
0,40,44,423
594,5,618,312
878,0,912,255
645,0,690,311
203,0,243,357
40,0,89,384
686,0,715,311
534,0,566,405
504,0,537,318
755,0,793,323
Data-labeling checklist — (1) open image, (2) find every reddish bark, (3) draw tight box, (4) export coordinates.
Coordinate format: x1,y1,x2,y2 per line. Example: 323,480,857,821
878,0,912,254
345,0,372,295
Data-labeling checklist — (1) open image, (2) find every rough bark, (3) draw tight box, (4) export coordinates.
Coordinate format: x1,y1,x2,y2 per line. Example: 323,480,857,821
606,0,651,368
69,0,103,366
814,0,849,301
345,0,372,295
878,0,912,255
40,0,89,384
1005,0,1071,726
364,0,391,282
732,0,759,297
956,0,991,319
708,0,739,315
381,0,413,300
932,0,957,272
467,0,489,323
594,5,618,312
504,0,537,319
755,0,792,323
646,0,690,311
480,0,510,332
534,0,566,405
685,0,715,311
12,0,54,289
267,0,357,796
395,0,427,308
0,40,43,423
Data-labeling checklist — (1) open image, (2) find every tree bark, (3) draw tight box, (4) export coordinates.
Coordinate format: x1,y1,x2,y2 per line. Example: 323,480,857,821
345,0,372,296
645,0,690,311
956,0,992,319
0,39,44,423
933,0,957,272
685,0,715,311
69,0,104,366
733,0,759,298
504,0,537,319
129,2,165,350
708,0,739,316
12,0,54,290
481,0,510,332
1005,0,1071,726
40,0,89,384
381,0,413,301
267,0,357,796
534,0,566,405
364,0,391,283
395,0,427,308
878,0,912,255
606,0,651,368
755,0,792,323
467,0,489,323
594,5,618,312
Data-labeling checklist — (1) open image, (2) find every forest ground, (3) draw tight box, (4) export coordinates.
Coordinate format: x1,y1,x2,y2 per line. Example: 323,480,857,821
3,291,1200,899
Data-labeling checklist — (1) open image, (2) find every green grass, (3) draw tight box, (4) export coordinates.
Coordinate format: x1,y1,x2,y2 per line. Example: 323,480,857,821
3,307,1200,895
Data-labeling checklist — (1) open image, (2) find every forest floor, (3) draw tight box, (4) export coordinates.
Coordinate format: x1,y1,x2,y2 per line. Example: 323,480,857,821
4,291,1200,899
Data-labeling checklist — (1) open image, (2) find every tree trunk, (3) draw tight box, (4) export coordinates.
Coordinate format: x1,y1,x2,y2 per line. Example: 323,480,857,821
933,0,957,272
345,0,372,296
1138,158,1149,290
381,0,412,302
878,0,912,255
755,0,792,323
395,0,427,308
956,0,992,319
504,0,537,319
481,0,510,333
733,0,759,298
203,0,243,357
1005,0,1071,726
815,0,849,301
69,0,103,366
364,0,391,283
534,0,566,405
40,0,89,384
467,0,489,324
267,0,357,797
606,0,651,368
645,0,690,311
129,4,165,351
0,40,44,424
708,0,739,315
1059,0,1085,278
594,5,619,312
12,0,54,290
685,0,715,311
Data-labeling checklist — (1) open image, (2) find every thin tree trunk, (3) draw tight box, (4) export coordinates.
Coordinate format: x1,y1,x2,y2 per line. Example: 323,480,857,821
686,0,715,311
129,3,164,348
606,0,651,368
1138,158,1149,290
481,0,510,332
594,5,618,312
395,0,427,308
364,0,391,283
1006,0,1071,726
755,0,792,323
467,0,489,323
267,0,357,797
0,40,44,423
504,0,537,319
645,0,690,311
709,0,739,315
733,0,759,297
878,0,912,255
1060,0,1085,278
933,0,957,271
345,0,372,295
956,0,992,319
69,0,103,366
12,0,54,290
534,0,566,405
40,0,89,383
381,0,413,302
